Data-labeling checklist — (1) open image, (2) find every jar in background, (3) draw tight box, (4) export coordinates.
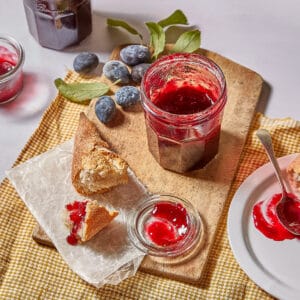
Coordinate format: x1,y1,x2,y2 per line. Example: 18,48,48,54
141,53,227,173
23,0,92,50
0,36,25,104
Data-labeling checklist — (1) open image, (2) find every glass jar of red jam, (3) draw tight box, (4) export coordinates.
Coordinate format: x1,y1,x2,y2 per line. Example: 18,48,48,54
0,36,25,104
128,194,202,257
141,53,227,173
23,0,92,50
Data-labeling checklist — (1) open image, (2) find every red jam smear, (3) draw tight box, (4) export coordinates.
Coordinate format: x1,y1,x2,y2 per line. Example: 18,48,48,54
65,200,87,245
145,202,190,246
252,193,299,241
152,80,215,115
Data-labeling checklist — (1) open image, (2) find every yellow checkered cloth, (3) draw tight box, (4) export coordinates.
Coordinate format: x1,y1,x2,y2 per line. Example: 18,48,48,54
1,70,299,299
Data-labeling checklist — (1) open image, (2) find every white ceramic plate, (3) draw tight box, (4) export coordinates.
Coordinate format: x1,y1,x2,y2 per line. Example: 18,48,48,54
228,153,300,300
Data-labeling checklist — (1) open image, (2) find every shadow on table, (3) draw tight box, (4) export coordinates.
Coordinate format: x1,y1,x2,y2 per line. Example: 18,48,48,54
0,72,54,121
64,11,200,56
64,11,148,55
255,80,272,115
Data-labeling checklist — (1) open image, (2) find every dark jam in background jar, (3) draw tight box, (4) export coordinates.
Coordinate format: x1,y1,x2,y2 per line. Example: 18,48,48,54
23,0,92,50
141,53,227,173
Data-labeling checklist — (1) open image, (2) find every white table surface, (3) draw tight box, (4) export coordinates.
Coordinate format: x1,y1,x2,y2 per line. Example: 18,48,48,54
1,0,300,182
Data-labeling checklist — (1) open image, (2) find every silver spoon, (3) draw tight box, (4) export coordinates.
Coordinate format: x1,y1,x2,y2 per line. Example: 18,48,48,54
256,129,300,235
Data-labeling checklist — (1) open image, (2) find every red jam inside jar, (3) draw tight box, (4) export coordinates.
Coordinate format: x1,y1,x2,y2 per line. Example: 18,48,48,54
145,202,189,246
141,53,227,173
65,200,87,245
0,37,24,104
0,47,16,75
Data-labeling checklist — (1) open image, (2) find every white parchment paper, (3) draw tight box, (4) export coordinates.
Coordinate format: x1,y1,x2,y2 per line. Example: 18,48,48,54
6,140,148,288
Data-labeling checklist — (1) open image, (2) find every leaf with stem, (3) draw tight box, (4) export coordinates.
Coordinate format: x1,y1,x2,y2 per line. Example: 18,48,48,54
171,29,201,53
145,22,166,60
158,9,188,28
107,18,143,41
54,79,110,104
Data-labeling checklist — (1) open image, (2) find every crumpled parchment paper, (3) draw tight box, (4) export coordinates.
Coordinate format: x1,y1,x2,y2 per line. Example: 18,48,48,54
6,140,148,288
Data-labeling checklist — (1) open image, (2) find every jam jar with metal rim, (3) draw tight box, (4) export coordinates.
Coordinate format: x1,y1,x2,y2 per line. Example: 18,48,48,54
23,0,92,50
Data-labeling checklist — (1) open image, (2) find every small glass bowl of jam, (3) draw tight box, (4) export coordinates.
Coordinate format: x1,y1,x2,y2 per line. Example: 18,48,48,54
0,36,25,104
128,194,202,257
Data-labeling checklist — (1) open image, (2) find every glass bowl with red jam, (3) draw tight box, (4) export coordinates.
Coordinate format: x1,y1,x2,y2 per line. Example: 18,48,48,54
141,53,227,173
128,194,202,257
0,36,24,104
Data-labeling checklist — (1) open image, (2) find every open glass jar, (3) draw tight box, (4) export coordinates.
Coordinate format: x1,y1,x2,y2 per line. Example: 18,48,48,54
128,194,202,257
0,36,24,104
23,0,92,50
141,53,227,173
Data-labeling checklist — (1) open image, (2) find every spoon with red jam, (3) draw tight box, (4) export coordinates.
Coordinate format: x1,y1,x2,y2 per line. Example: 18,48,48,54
256,129,300,235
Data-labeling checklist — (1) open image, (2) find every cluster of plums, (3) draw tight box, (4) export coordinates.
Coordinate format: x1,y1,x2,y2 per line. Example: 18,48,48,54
73,45,151,124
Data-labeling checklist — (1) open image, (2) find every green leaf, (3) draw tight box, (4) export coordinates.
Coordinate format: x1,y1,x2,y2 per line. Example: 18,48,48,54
145,22,166,60
171,30,201,53
54,78,110,104
158,9,188,28
107,18,143,40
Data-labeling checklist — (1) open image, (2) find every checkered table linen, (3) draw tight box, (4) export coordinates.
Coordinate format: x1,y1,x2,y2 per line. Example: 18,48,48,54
1,70,299,299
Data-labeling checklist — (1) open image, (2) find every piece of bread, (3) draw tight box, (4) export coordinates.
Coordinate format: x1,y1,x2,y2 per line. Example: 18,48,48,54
71,112,128,196
287,154,300,192
64,199,119,244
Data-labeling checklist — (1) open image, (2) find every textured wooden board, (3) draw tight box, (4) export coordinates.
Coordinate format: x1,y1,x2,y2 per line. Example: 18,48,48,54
33,46,263,283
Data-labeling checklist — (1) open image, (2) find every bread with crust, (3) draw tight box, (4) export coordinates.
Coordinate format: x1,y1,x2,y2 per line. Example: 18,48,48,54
82,200,118,242
71,112,128,196
287,154,300,192
64,199,119,243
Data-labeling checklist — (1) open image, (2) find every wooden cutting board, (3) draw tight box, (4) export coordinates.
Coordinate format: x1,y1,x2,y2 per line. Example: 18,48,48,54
33,46,263,283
